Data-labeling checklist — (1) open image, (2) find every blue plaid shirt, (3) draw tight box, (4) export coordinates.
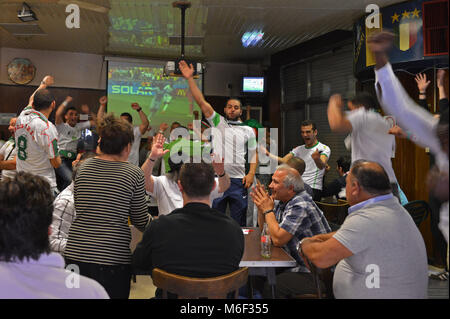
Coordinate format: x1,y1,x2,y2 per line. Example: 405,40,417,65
274,191,331,273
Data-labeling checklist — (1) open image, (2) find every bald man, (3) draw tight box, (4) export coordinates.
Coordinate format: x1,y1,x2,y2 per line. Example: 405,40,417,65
251,164,331,298
299,160,428,299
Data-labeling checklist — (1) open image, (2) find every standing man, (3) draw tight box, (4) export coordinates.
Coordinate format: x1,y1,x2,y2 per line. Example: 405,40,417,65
54,96,96,191
250,165,331,298
299,160,428,299
179,60,258,226
265,120,330,201
97,99,149,166
0,117,17,181
327,92,400,199
15,76,61,194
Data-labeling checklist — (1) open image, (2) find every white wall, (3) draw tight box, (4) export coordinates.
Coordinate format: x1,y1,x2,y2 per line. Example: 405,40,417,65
0,47,107,89
0,47,263,95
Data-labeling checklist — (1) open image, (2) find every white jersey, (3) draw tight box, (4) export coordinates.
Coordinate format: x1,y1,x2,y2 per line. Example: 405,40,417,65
347,107,398,183
290,141,331,190
15,106,59,188
206,112,257,178
128,126,142,166
56,121,90,157
0,138,17,180
150,176,223,216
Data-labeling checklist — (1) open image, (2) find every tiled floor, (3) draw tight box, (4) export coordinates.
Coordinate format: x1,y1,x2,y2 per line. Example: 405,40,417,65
129,269,449,299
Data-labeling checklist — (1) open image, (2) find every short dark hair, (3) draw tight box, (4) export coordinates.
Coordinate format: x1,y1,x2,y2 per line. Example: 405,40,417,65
120,112,133,123
301,119,316,131
350,160,392,195
226,97,242,109
64,106,77,117
179,162,215,198
0,172,54,262
287,157,306,175
97,113,134,155
33,89,55,111
350,92,378,110
337,155,351,173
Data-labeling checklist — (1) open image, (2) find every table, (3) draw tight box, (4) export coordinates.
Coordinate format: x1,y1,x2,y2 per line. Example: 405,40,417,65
239,227,297,298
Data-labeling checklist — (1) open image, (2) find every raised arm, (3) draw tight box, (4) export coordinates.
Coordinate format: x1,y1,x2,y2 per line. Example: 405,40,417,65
179,60,214,118
131,103,150,135
29,75,54,106
327,94,353,133
368,32,443,159
415,73,430,110
141,133,169,193
97,96,107,121
55,96,73,125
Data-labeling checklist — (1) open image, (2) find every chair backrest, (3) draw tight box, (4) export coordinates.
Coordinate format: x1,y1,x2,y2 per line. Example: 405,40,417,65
315,200,349,226
152,267,249,299
403,200,431,228
305,257,334,299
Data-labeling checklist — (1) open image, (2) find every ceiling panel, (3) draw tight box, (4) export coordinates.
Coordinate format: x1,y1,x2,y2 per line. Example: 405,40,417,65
0,0,404,63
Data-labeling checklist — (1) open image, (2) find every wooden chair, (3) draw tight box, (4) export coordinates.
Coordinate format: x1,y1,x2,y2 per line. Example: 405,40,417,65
152,267,249,299
315,200,349,226
294,255,335,299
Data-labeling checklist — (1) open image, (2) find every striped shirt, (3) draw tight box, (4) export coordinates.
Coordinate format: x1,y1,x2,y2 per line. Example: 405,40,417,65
65,158,149,265
274,191,331,273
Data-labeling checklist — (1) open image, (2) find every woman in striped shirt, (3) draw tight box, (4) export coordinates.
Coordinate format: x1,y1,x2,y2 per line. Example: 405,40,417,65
65,114,150,299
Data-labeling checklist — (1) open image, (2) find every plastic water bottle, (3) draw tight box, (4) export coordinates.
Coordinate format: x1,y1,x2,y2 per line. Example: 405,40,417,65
261,223,271,258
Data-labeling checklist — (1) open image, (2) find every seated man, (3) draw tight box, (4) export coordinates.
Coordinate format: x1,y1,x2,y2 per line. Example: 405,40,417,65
300,160,428,299
321,155,351,200
0,171,109,299
250,165,331,298
132,162,244,297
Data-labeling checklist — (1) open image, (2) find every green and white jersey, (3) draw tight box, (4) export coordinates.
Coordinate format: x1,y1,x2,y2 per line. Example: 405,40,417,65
15,106,59,188
56,121,90,158
290,141,331,191
207,111,257,178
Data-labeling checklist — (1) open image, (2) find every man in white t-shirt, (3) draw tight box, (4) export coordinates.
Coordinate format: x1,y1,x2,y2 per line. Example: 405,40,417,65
327,92,400,199
141,133,230,216
54,96,96,190
15,77,61,193
0,117,17,181
98,100,149,166
265,120,330,201
179,60,258,226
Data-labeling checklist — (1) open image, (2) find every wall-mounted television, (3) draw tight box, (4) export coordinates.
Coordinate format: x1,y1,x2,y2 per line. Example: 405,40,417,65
242,76,265,94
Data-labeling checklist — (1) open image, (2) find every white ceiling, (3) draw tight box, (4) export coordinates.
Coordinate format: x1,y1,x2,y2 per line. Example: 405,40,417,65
0,0,404,63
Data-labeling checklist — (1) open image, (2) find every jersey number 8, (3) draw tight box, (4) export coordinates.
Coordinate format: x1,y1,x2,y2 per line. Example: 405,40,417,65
17,136,28,160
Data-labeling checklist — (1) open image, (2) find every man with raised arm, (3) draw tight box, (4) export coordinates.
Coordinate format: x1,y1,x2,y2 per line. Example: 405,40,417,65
15,75,61,195
179,60,258,226
54,96,96,191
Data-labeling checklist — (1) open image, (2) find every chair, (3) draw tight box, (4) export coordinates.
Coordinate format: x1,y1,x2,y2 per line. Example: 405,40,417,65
294,254,335,299
403,200,431,228
152,267,249,299
315,200,349,226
